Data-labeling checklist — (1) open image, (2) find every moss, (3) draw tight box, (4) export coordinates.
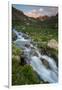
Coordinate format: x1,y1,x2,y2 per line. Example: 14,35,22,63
12,62,41,85
12,44,21,56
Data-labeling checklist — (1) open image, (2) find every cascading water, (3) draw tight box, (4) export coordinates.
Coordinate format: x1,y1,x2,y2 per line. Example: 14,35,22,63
13,29,58,83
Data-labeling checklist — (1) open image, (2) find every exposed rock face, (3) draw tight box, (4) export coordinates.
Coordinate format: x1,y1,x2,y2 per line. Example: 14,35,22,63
47,39,58,50
37,15,48,21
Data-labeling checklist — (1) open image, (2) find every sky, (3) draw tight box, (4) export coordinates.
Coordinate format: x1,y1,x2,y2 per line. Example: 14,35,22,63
13,4,58,18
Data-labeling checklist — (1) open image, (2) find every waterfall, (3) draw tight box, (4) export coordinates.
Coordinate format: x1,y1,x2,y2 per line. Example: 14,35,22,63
13,29,58,83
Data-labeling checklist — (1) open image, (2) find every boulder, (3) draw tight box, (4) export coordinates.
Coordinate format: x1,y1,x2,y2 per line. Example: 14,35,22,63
47,39,58,50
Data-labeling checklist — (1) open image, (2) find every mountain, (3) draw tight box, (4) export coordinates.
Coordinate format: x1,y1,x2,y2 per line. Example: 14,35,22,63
12,7,58,29
37,15,49,21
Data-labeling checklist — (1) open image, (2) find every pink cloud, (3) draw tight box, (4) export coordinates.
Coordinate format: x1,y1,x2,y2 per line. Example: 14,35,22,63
24,9,41,18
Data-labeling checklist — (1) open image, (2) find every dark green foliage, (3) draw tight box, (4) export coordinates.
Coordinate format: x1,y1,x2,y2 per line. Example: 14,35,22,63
12,31,17,41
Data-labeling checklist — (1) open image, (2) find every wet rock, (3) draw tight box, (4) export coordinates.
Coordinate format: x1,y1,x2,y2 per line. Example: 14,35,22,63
41,59,50,69
12,31,17,41
20,54,26,65
25,44,30,48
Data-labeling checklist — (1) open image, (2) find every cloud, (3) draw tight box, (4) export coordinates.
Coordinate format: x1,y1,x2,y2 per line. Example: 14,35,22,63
39,8,44,12
24,9,41,18
24,7,58,18
32,9,37,13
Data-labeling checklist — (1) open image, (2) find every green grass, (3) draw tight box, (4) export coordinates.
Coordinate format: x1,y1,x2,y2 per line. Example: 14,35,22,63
14,25,58,42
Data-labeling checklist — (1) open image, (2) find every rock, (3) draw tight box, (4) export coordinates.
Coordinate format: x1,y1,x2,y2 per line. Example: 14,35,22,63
41,59,50,69
12,55,20,61
20,54,26,65
47,39,58,50
12,31,17,41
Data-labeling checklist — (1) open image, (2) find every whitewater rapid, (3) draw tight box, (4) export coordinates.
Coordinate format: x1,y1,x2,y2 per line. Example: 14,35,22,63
13,29,58,83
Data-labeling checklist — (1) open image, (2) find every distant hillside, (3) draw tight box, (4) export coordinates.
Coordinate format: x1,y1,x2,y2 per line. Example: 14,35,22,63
12,7,28,25
12,7,37,27
40,14,58,29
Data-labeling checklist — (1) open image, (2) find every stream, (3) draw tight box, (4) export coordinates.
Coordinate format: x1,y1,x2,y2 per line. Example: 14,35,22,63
13,29,58,83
